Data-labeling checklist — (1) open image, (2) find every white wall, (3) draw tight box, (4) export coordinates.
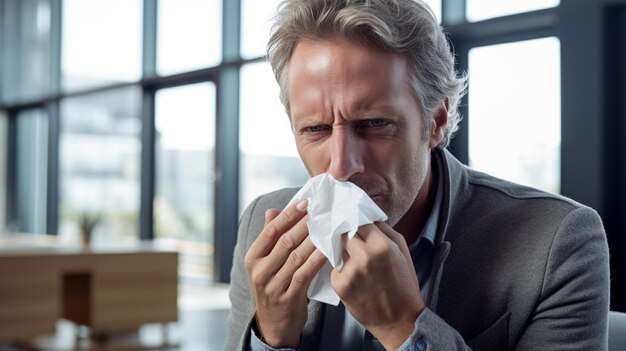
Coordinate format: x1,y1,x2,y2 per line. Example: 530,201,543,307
0,111,7,232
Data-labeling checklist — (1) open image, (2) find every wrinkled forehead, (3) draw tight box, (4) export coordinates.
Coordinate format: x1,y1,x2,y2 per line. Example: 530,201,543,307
286,37,424,124
286,37,418,110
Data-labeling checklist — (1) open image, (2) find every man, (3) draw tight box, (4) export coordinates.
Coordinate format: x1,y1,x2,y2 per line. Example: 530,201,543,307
227,0,610,350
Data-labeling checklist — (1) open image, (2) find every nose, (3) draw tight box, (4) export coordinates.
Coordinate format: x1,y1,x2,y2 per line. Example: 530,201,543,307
327,129,365,181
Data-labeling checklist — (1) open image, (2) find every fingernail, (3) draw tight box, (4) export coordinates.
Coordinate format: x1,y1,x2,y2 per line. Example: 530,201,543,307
296,199,308,211
264,209,273,222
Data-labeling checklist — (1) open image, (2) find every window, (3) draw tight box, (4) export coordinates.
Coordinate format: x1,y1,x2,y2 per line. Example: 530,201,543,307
62,0,142,90
239,62,308,213
241,0,282,59
240,0,441,60
16,109,48,233
157,0,222,75
468,37,561,194
154,82,216,281
425,0,442,23
0,111,6,230
467,0,560,22
6,0,605,291
59,88,142,243
0,0,51,103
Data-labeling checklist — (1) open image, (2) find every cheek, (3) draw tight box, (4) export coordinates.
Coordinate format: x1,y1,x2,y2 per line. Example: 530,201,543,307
385,143,427,187
370,141,414,170
296,142,329,176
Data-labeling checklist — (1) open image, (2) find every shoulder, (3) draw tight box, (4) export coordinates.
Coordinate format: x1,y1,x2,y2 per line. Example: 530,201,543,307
445,162,605,261
240,187,301,222
454,167,607,274
465,167,593,223
238,187,301,247
249,187,301,213
439,148,597,234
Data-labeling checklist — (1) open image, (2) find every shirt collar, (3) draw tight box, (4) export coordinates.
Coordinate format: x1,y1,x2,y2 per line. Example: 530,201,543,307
409,152,443,249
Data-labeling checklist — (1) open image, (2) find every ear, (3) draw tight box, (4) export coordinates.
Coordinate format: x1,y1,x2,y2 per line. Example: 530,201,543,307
429,98,449,149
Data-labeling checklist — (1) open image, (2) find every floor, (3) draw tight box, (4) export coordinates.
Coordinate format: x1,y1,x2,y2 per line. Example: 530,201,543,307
1,283,231,351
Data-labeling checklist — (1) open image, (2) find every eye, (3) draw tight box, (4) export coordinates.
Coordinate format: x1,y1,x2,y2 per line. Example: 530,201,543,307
304,125,329,133
360,119,388,129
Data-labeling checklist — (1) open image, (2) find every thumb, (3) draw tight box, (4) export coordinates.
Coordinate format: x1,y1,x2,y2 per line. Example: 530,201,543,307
376,221,411,260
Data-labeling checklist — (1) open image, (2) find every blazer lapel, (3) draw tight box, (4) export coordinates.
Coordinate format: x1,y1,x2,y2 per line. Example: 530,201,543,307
426,148,467,312
426,241,451,311
301,300,325,351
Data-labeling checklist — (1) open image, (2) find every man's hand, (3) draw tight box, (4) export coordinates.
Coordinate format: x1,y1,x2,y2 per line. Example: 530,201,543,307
244,199,327,348
331,221,425,350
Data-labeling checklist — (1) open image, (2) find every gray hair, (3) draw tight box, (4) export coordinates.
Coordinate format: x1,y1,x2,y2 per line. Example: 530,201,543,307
267,0,467,148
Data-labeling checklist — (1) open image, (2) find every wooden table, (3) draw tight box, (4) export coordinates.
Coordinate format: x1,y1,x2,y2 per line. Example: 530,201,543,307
0,235,178,345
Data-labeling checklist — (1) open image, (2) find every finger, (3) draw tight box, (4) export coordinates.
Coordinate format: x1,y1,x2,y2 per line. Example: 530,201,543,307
343,231,368,264
247,199,308,259
287,249,327,296
375,221,411,257
250,215,309,283
270,236,317,291
264,208,280,226
345,223,390,258
344,224,404,266
338,234,351,272
266,213,310,264
354,223,388,247
374,223,415,272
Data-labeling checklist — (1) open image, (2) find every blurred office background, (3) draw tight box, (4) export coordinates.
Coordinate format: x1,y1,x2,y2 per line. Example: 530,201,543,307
0,0,625,349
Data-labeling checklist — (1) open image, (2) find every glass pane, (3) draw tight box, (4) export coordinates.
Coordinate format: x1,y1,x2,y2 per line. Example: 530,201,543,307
241,0,281,59
62,0,142,91
155,83,216,282
16,109,48,234
1,0,51,103
239,62,308,213
425,0,442,24
0,112,6,231
467,0,559,22
241,0,441,59
468,37,561,193
157,0,222,75
59,88,142,243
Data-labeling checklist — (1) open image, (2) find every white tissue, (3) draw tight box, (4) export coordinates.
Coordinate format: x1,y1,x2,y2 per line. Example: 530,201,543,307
287,173,388,305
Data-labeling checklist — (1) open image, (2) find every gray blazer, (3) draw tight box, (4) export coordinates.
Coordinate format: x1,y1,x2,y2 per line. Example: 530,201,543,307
226,148,610,350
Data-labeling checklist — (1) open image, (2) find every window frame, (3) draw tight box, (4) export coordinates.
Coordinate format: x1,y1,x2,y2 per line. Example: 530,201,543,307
0,0,625,312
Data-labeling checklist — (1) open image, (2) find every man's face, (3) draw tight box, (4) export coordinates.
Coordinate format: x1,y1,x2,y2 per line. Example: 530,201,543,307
287,38,441,226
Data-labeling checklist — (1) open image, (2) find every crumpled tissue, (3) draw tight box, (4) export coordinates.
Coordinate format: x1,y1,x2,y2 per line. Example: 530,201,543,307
286,173,388,305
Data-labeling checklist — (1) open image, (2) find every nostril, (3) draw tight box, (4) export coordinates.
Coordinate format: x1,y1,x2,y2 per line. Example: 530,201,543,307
328,155,364,181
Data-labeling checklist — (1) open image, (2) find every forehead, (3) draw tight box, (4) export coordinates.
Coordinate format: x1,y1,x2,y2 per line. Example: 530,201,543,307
288,37,409,81
287,37,418,119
